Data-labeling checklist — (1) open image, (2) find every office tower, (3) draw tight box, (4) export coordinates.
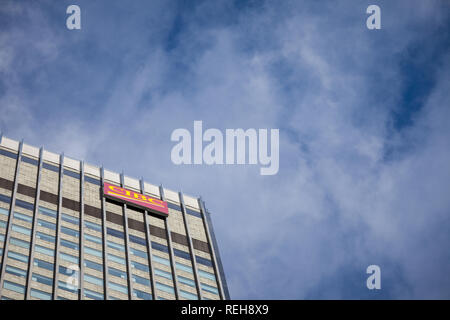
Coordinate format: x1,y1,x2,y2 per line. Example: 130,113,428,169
0,134,229,300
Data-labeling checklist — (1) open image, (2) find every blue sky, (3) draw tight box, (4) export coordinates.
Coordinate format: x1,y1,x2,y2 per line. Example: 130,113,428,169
1,0,450,299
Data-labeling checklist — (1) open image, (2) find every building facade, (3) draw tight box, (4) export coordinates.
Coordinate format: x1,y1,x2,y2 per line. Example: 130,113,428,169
0,134,230,300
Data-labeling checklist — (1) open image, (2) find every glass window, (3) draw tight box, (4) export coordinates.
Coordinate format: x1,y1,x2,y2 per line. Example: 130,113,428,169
36,231,55,243
178,275,196,287
180,289,198,300
60,238,78,250
108,281,128,294
154,268,172,280
198,269,216,281
33,259,54,271
173,248,191,260
107,240,125,252
61,213,79,225
85,221,102,232
84,233,102,245
32,273,53,286
133,289,152,300
132,274,150,286
59,265,77,276
155,282,174,295
84,274,103,286
37,219,56,230
0,207,9,216
7,250,29,263
84,176,100,186
201,283,219,295
3,280,25,294
151,241,168,253
108,267,127,279
129,234,147,246
0,148,17,159
195,256,213,267
129,247,147,259
35,245,54,257
152,255,170,266
0,220,7,229
167,202,181,211
43,162,59,172
30,288,52,300
0,194,11,204
15,199,34,211
5,265,27,278
38,207,57,218
21,156,38,166
84,259,103,272
0,234,4,242
63,169,80,179
60,252,79,264
130,260,149,273
186,208,202,218
107,228,124,239
85,246,102,258
10,237,30,249
58,280,77,293
108,253,126,265
176,262,193,274
11,224,31,236
84,288,104,300
13,211,33,223
61,226,79,238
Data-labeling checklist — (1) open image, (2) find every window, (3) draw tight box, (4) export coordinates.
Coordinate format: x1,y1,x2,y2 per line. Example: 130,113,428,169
43,162,59,172
84,274,103,286
173,248,191,260
107,240,125,252
107,228,124,239
84,176,100,186
84,260,103,272
178,275,196,287
84,288,104,300
35,245,54,257
15,199,34,211
58,281,77,293
85,221,102,232
155,282,175,295
0,207,9,216
59,265,77,276
132,274,150,286
37,219,56,230
3,280,25,294
180,289,198,300
60,238,78,250
30,288,51,300
151,241,168,253
130,260,149,273
0,234,4,242
167,202,181,211
129,247,147,259
7,250,28,263
21,156,38,166
10,237,30,249
0,220,7,229
61,213,79,225
129,234,147,246
32,273,53,286
5,265,27,278
61,226,79,238
11,224,31,236
0,148,17,159
60,252,79,264
198,269,216,281
13,211,33,223
63,169,80,179
108,253,126,265
186,208,202,218
176,262,193,274
39,207,57,218
152,255,170,266
84,246,102,258
36,231,55,243
108,281,128,294
201,283,219,295
0,194,11,204
84,233,102,245
109,267,127,279
133,289,152,300
195,256,213,267
33,259,54,271
154,268,172,280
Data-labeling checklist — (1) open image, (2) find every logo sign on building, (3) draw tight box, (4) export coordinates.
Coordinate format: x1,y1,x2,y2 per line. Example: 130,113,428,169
103,182,169,216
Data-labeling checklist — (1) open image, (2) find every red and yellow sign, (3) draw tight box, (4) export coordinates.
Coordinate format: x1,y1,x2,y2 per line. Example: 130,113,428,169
103,182,168,216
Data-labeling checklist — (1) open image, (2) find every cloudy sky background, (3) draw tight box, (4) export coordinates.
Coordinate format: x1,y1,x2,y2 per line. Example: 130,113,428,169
1,0,449,299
